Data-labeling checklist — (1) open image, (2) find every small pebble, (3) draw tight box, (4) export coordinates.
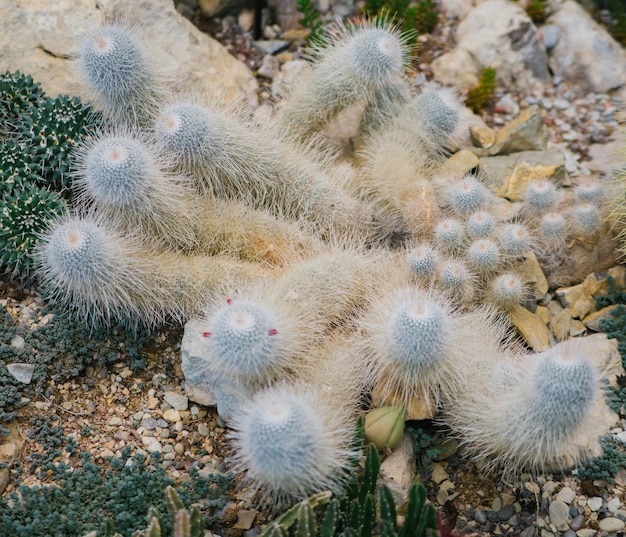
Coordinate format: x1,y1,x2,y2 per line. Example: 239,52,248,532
556,486,576,504
141,436,163,453
164,392,188,411
141,417,159,430
587,497,602,511
569,514,584,531
598,517,625,532
549,500,570,529
498,504,515,521
6,363,34,384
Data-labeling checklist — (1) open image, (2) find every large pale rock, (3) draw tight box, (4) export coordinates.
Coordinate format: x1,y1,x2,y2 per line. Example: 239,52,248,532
378,433,417,504
0,0,258,104
480,149,566,202
548,1,626,93
432,0,549,91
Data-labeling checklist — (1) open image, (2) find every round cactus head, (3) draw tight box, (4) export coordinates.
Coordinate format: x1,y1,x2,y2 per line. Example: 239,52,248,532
410,84,462,143
437,259,472,292
498,223,532,256
154,102,214,165
202,299,283,383
487,273,526,309
433,218,465,252
407,243,438,279
230,384,354,501
43,217,114,288
568,202,601,238
387,293,451,373
538,211,567,245
574,178,605,203
78,24,161,126
445,175,490,216
348,27,406,87
466,238,500,274
81,134,153,208
467,211,496,239
524,179,559,212
529,343,598,435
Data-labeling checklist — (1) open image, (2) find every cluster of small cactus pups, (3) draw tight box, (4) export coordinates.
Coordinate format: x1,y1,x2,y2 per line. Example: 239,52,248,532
33,10,615,507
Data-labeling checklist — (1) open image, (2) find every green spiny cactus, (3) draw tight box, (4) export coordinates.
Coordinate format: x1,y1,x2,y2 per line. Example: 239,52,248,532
261,442,441,537
18,94,97,192
0,70,46,129
0,183,68,277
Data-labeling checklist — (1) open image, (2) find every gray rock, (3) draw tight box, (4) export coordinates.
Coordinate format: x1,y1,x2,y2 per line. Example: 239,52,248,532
432,0,549,91
253,39,290,55
519,527,536,537
555,486,576,504
474,509,488,524
540,24,560,50
0,0,257,104
497,504,515,521
548,1,626,92
141,436,163,453
438,0,474,18
569,514,584,531
479,149,565,202
141,417,159,431
6,363,35,384
257,54,280,79
587,496,603,511
562,531,576,537
10,335,25,350
549,500,570,530
164,391,189,411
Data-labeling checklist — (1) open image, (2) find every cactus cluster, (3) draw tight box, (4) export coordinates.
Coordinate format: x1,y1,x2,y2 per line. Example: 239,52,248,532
26,12,614,509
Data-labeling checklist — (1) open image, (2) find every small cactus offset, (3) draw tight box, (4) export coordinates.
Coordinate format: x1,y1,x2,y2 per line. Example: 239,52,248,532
77,21,171,128
278,19,412,141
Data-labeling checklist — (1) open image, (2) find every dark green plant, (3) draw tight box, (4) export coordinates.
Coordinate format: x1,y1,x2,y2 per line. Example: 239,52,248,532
606,377,626,417
296,0,324,45
0,182,68,277
17,94,97,192
261,423,441,537
518,0,549,24
0,70,46,130
403,0,439,37
577,434,626,483
407,424,444,482
465,67,497,114
0,419,233,537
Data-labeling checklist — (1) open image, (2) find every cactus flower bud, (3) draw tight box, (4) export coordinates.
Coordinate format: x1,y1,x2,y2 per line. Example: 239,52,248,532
364,405,405,450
